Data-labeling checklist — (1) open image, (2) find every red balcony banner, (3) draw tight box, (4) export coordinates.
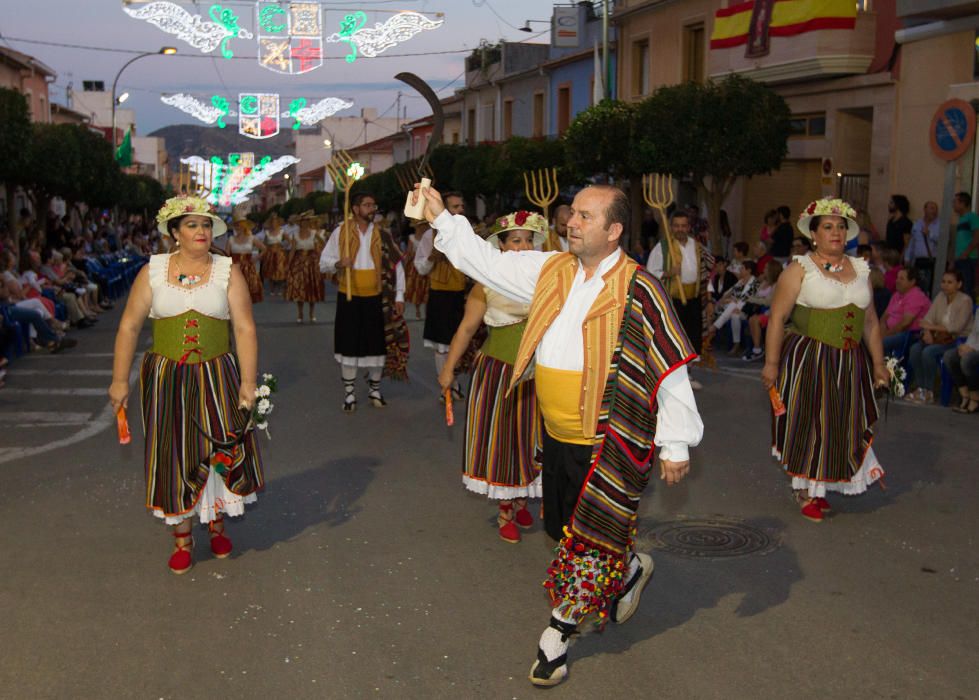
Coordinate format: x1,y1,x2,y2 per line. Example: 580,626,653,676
710,0,857,50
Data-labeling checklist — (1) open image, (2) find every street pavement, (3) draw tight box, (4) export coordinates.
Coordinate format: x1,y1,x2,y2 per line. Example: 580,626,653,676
1,289,977,699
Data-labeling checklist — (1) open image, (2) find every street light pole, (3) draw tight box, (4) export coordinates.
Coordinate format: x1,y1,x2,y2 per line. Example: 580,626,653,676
111,47,176,151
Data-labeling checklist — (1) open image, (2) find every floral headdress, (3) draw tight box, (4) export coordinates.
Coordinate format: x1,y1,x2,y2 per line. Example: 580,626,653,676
797,197,859,241
156,196,227,237
487,210,548,248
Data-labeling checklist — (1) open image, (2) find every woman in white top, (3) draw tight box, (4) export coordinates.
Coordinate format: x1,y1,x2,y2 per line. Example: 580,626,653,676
762,198,889,523
260,212,289,296
226,218,265,303
437,213,546,544
109,197,264,575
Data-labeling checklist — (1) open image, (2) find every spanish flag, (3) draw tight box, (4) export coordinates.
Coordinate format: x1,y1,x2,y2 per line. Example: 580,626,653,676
710,0,857,50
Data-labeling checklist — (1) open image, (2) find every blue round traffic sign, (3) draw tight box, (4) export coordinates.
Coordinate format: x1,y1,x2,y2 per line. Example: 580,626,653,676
930,99,976,161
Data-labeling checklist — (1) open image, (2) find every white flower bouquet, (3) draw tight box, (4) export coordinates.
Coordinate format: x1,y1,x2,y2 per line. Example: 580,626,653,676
885,356,906,398
252,372,278,438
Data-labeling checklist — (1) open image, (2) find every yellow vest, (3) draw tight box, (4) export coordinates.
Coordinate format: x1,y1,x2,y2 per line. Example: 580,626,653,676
429,258,466,292
336,221,382,296
510,252,636,441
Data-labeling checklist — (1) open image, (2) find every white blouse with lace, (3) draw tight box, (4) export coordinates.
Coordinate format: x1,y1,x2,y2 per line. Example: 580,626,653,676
794,254,871,310
147,253,231,320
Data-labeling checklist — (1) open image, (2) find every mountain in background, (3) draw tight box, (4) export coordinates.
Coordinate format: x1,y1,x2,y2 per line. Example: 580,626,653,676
148,123,299,167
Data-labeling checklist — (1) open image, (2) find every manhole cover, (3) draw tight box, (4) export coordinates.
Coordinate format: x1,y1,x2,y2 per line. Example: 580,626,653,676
635,517,781,559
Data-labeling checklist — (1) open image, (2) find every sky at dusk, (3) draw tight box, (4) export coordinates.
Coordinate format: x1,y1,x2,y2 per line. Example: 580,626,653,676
2,0,562,133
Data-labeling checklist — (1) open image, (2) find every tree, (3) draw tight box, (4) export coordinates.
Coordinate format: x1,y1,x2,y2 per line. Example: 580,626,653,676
562,100,646,244
25,123,82,231
635,75,791,251
0,88,33,230
73,126,122,211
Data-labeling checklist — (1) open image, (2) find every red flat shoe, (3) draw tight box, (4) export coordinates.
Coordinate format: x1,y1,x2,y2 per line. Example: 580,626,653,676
813,497,831,512
498,503,521,543
169,530,194,574
208,518,233,559
800,500,823,523
514,504,534,529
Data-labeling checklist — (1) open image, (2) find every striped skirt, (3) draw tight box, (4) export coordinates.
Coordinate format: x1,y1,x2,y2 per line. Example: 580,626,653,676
285,250,324,303
261,244,288,282
232,254,263,303
463,352,542,499
404,249,429,307
772,333,882,493
140,352,264,518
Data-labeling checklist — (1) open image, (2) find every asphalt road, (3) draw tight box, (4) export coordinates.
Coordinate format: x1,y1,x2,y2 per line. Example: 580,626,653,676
1,290,976,699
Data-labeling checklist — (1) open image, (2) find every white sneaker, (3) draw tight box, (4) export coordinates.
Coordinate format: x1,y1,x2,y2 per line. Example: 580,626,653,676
613,552,655,624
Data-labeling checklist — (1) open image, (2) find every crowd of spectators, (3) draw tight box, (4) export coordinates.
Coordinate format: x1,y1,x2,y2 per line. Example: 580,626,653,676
0,208,152,390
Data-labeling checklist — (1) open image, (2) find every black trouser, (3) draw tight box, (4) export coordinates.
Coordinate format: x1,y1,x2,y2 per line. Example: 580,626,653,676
542,432,594,541
672,295,703,354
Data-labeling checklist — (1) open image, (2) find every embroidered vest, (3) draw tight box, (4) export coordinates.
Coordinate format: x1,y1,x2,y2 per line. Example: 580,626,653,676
336,221,382,296
510,252,635,441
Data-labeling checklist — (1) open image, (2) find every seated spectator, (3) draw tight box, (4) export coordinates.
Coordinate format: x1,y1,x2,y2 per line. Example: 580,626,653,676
881,265,932,357
906,270,974,403
791,236,812,256
882,247,902,293
870,241,886,272
729,241,750,275
753,239,774,278
945,311,979,413
869,267,891,319
1,251,65,331
39,249,99,325
708,257,738,302
0,277,75,353
21,249,94,329
742,260,783,361
707,260,758,356
856,243,872,264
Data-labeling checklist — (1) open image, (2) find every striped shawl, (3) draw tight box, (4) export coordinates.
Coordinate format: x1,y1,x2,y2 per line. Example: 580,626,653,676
546,267,696,622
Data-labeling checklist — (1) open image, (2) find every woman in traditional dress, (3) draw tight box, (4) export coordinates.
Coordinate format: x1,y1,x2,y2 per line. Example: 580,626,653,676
404,218,430,319
260,212,289,296
762,197,889,522
225,218,265,303
109,196,264,574
285,211,325,323
437,212,546,543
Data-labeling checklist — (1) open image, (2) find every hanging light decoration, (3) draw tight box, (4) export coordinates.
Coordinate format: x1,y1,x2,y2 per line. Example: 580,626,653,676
283,97,354,130
325,11,444,63
161,93,233,127
122,1,253,58
182,154,300,206
161,92,352,136
256,1,324,74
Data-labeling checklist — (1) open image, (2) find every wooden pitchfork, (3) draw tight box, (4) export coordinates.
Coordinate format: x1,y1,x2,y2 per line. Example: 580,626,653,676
326,150,359,301
523,167,559,222
642,173,686,304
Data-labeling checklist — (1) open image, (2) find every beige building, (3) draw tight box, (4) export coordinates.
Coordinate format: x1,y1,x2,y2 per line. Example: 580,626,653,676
615,0,979,244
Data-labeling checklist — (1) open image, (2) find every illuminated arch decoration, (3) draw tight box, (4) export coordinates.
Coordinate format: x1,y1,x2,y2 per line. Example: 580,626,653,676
238,92,280,139
122,1,253,58
161,93,352,136
256,2,323,74
284,97,354,130
182,153,300,207
161,93,233,127
325,11,443,63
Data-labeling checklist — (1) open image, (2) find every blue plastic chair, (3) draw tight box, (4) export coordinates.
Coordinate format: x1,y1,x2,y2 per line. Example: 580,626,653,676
1,305,29,358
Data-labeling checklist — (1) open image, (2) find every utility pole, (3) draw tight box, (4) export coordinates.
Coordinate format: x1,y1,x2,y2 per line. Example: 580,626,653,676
396,90,401,130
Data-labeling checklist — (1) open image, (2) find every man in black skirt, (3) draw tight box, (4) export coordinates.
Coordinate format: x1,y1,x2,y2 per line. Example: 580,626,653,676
320,193,406,411
414,191,469,399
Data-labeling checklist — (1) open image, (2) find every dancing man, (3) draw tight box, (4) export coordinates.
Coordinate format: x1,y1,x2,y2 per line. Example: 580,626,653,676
414,183,703,687
319,193,409,412
414,191,469,400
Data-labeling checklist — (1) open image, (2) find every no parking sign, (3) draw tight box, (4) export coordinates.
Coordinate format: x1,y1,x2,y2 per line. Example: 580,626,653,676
930,99,976,161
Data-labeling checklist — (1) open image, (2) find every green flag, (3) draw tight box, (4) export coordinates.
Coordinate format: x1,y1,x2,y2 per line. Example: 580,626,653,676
115,127,132,167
